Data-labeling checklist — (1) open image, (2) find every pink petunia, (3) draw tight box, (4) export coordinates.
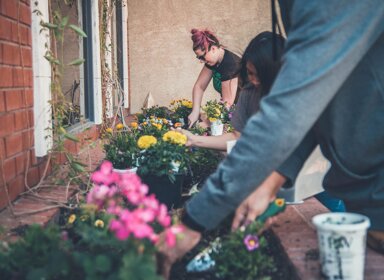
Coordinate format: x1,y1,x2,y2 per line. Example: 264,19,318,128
243,234,259,251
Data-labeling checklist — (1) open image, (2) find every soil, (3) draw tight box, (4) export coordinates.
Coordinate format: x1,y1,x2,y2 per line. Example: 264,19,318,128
169,229,298,280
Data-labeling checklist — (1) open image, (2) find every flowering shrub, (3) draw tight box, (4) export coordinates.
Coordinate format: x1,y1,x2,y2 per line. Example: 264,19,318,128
135,116,173,138
202,100,234,125
211,220,275,280
136,105,171,123
170,99,193,127
0,161,182,279
104,124,139,169
137,131,190,182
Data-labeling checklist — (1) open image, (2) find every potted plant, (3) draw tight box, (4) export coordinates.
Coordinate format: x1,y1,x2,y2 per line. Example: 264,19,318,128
170,99,193,128
136,131,191,209
104,124,139,172
202,100,234,135
136,105,171,123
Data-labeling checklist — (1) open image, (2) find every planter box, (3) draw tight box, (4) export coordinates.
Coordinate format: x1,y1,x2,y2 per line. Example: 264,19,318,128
140,174,184,210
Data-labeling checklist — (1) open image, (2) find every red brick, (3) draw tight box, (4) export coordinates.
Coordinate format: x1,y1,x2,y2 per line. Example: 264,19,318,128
2,43,20,65
0,138,4,160
10,21,19,42
24,89,33,107
4,90,22,111
0,91,5,112
13,68,33,87
27,108,33,126
18,24,30,46
19,3,31,25
29,148,37,165
15,151,28,175
14,110,28,131
21,46,32,67
26,165,40,187
3,157,16,182
0,66,13,88
5,133,23,157
0,0,18,20
0,17,12,40
0,112,14,138
22,129,33,149
7,174,25,201
0,42,2,64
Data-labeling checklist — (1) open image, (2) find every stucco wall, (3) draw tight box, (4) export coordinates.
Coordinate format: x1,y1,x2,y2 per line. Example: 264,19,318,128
127,0,271,113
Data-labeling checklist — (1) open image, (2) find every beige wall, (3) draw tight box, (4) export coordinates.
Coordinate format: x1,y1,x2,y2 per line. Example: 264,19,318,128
127,0,271,113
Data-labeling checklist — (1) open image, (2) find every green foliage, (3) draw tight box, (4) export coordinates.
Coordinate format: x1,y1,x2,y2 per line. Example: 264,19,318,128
137,106,171,122
202,100,235,124
0,211,160,280
104,130,139,169
169,99,193,125
137,140,191,183
212,221,276,280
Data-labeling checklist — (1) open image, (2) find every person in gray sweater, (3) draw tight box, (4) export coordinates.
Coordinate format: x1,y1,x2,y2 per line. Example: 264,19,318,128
158,1,384,277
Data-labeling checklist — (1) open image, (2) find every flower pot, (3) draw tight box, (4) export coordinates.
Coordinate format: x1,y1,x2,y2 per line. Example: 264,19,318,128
312,213,370,280
140,174,184,209
210,122,224,136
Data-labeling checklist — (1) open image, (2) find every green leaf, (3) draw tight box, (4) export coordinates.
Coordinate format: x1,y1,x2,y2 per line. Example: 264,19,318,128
40,21,58,29
61,16,69,28
64,133,79,142
68,58,85,66
44,54,60,65
69,24,87,37
71,162,85,173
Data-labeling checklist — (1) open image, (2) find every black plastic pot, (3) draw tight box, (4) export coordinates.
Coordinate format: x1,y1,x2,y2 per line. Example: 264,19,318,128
140,174,184,210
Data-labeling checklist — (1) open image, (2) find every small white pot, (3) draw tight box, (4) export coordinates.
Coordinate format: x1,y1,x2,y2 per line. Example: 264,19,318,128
211,123,224,136
113,167,137,174
312,212,370,280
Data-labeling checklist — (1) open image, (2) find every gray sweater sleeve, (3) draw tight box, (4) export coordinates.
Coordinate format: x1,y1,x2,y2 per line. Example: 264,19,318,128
185,0,384,230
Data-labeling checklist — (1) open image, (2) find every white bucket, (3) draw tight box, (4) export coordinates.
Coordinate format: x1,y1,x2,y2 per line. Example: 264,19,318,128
211,123,224,136
312,212,370,280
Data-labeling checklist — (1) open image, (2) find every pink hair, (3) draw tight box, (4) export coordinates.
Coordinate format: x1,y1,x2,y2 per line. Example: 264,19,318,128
191,28,220,51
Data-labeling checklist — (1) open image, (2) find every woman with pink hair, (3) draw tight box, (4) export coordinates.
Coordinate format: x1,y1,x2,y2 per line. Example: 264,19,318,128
188,28,241,128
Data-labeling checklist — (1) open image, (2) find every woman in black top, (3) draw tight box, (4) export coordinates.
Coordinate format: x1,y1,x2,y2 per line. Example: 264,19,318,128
188,28,241,127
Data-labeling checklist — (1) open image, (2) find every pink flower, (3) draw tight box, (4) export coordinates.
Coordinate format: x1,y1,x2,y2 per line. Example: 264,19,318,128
244,234,259,251
157,204,171,227
164,225,184,247
131,223,154,239
91,161,120,186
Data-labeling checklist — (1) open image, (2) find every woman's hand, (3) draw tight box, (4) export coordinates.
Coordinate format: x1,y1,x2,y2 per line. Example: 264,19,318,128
179,129,195,147
231,171,286,230
157,225,201,279
188,110,200,128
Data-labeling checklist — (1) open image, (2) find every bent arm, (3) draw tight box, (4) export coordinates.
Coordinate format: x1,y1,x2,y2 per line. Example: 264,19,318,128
184,0,384,231
191,66,212,116
186,130,240,151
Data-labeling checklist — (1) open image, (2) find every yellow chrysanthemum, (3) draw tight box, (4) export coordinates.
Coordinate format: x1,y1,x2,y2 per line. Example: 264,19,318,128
137,135,158,149
156,124,162,130
130,122,138,129
116,123,124,130
105,127,113,134
68,214,76,224
94,219,105,228
163,131,187,145
181,100,193,108
209,117,218,123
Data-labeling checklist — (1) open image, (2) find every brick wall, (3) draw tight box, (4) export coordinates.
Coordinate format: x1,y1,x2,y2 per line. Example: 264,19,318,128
0,0,41,209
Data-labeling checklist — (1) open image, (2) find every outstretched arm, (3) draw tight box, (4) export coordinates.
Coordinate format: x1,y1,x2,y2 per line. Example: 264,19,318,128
189,66,212,128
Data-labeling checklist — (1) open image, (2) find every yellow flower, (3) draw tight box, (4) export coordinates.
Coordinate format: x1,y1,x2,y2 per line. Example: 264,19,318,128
163,131,187,145
209,117,217,123
130,122,138,129
181,100,193,108
142,121,147,126
137,135,158,149
68,214,76,224
116,123,124,130
105,127,113,134
94,219,105,228
156,124,162,130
